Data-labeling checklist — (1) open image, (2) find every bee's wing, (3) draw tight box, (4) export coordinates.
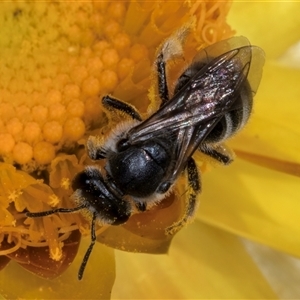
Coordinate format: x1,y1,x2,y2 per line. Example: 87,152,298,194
129,43,261,144
170,117,221,179
127,37,264,179
174,36,264,99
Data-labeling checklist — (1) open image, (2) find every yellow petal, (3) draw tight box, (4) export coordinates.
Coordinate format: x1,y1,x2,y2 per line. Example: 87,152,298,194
0,240,115,299
229,62,300,174
228,2,300,59
243,239,300,299
112,221,277,299
249,62,300,133
198,158,300,257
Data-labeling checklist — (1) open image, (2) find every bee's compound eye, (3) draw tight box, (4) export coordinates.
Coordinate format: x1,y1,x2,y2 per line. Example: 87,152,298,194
116,138,130,151
72,171,89,191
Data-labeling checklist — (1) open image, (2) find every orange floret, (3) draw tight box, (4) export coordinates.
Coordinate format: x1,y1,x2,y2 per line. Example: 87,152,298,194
63,84,81,100
86,57,104,77
130,44,149,62
66,100,85,118
99,69,118,92
113,32,131,51
107,2,126,20
12,142,33,165
48,103,66,121
0,134,15,155
46,90,62,105
70,65,89,87
6,118,23,138
31,106,48,124
101,48,120,68
33,141,55,165
63,117,85,141
0,103,15,122
23,122,41,144
43,121,63,144
117,58,135,80
103,19,121,39
82,76,100,97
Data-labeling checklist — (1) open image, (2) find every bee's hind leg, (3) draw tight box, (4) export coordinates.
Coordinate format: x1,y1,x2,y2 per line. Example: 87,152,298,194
165,157,201,235
199,143,234,165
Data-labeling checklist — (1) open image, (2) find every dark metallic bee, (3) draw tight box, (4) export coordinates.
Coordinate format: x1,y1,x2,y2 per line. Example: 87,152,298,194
27,31,265,280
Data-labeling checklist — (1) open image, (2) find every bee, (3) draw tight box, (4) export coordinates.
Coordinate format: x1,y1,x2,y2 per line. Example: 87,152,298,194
26,30,265,280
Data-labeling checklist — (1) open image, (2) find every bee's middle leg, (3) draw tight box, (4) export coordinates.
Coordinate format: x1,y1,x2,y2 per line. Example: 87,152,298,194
165,157,201,235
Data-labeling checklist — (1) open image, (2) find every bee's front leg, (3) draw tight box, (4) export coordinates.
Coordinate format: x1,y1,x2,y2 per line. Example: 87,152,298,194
87,95,143,160
102,95,142,121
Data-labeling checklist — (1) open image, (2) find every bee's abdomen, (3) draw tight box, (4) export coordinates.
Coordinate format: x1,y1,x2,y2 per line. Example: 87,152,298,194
206,82,253,143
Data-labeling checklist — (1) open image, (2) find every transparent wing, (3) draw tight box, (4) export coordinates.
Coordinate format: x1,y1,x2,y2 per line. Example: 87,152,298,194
129,43,258,144
186,36,265,97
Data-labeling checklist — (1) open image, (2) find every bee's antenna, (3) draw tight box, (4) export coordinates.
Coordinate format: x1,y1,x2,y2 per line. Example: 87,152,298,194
26,204,97,280
78,211,97,280
26,204,87,218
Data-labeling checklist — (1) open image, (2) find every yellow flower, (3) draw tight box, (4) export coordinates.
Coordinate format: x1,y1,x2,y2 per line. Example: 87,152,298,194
1,1,298,299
